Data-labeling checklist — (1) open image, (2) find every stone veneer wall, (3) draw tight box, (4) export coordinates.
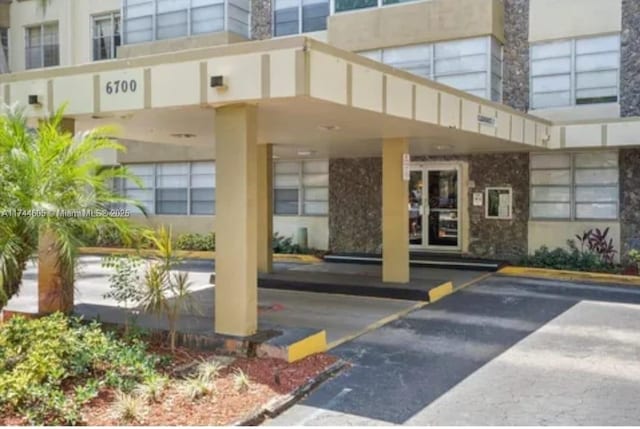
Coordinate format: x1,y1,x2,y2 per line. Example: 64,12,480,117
328,158,382,253
466,153,529,261
502,0,530,112
328,153,530,261
251,0,272,40
621,0,640,117
619,149,640,259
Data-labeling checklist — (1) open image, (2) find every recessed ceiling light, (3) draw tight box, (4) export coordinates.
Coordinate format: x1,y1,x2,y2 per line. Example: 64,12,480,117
318,124,340,131
297,150,315,156
435,144,452,151
170,133,197,138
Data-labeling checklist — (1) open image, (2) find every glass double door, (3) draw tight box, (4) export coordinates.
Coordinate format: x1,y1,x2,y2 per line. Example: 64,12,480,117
409,165,460,250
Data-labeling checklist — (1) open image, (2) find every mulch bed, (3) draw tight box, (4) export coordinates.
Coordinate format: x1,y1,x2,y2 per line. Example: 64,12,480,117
0,348,339,426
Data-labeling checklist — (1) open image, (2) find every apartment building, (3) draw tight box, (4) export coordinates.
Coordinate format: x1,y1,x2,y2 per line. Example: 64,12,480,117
1,0,639,266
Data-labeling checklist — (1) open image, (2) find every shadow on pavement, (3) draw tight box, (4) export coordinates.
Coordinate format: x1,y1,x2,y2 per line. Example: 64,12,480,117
299,276,640,424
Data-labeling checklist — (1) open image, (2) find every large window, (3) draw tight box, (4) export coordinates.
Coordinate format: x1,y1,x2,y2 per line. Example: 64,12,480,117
123,162,214,215
335,0,413,13
530,34,620,109
25,23,59,70
530,152,619,220
274,0,329,36
93,12,121,61
122,160,328,216
360,36,503,101
122,0,248,44
275,160,329,215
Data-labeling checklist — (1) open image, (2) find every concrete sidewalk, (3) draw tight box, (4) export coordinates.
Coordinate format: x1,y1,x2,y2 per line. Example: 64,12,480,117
6,256,430,346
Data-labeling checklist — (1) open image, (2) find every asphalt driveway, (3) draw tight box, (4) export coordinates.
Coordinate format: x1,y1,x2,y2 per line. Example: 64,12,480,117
267,275,640,426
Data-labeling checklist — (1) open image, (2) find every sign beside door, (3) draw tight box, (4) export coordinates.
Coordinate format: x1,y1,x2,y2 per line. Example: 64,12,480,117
402,154,411,181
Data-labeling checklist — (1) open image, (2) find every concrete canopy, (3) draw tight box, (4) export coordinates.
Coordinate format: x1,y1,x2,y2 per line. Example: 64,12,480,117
0,36,553,158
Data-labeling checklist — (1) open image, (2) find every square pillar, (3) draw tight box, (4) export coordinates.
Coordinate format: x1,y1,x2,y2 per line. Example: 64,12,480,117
382,138,410,283
214,104,258,337
257,143,273,273
38,118,75,314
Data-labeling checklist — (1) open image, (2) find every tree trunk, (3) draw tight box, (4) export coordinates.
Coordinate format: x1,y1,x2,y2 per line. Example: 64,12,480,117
38,229,74,314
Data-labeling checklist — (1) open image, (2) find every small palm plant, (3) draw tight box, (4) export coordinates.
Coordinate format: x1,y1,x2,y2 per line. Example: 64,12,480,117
0,104,141,311
139,226,199,353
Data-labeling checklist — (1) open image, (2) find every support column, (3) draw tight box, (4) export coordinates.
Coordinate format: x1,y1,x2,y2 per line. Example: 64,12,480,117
257,143,273,273
38,118,75,314
382,138,410,283
214,104,258,337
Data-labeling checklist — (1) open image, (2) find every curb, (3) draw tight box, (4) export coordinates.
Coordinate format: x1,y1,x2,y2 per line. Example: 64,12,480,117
78,247,322,263
232,359,348,426
498,266,640,287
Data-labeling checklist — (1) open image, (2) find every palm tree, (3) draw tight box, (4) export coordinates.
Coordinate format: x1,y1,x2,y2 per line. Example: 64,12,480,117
0,104,141,311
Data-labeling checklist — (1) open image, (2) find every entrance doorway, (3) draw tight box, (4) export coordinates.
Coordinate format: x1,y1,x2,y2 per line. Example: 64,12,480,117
409,164,461,250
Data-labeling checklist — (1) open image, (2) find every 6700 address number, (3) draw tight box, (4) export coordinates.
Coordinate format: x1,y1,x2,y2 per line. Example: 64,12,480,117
105,79,138,95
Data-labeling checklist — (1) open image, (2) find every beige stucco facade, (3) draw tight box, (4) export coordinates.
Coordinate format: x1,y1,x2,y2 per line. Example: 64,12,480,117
529,0,621,43
327,0,504,52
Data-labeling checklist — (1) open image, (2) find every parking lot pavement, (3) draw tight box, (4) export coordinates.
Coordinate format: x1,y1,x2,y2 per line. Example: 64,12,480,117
268,275,640,426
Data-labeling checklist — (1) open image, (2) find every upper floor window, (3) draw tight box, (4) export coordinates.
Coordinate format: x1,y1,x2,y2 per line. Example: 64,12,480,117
360,36,503,102
25,23,59,70
93,12,121,61
530,151,619,220
0,28,9,73
335,0,413,13
122,0,249,44
530,34,620,109
274,0,329,36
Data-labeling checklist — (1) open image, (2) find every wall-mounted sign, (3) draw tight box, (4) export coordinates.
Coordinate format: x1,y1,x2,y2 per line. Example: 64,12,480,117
478,114,497,127
402,153,411,181
485,187,513,220
473,192,483,206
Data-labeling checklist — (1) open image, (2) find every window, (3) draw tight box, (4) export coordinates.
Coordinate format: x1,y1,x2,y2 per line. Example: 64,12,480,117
190,161,215,215
25,23,59,70
123,0,243,44
125,164,155,214
93,12,121,61
485,187,512,220
0,28,9,73
274,0,329,36
122,162,217,215
360,36,503,101
530,34,619,109
156,163,189,215
530,152,618,220
274,160,329,215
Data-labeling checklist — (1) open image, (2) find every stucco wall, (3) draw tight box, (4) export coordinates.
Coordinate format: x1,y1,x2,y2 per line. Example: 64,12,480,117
619,148,640,260
327,0,504,52
328,158,382,253
130,215,329,250
529,0,621,42
621,0,640,117
502,0,529,112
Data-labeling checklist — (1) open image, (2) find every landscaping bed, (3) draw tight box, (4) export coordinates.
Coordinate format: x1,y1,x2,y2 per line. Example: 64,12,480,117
0,314,339,426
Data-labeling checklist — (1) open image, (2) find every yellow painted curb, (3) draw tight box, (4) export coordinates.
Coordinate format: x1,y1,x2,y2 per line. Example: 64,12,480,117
428,281,454,303
499,266,640,286
78,247,322,263
287,330,328,363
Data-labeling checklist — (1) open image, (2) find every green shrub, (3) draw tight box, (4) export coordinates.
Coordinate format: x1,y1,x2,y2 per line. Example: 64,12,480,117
175,232,216,251
520,240,616,273
0,313,160,425
272,233,305,254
